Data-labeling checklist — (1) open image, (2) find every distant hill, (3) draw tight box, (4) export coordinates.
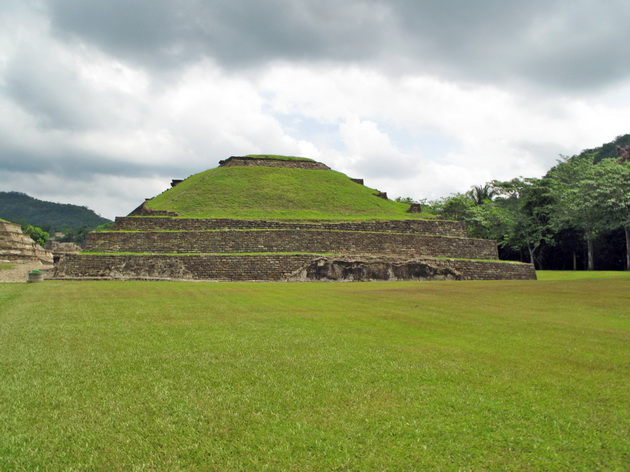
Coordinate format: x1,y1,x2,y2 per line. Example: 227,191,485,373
575,133,630,163
0,191,112,231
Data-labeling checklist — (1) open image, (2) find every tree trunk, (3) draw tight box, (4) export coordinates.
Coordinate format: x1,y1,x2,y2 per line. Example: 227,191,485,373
527,244,535,269
625,226,630,271
586,235,595,271
527,243,541,270
572,251,577,271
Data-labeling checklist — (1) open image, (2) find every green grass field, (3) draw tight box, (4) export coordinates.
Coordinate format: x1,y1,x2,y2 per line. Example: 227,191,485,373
1,272,628,470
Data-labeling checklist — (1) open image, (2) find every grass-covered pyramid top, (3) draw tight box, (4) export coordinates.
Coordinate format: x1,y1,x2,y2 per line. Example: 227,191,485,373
144,155,430,220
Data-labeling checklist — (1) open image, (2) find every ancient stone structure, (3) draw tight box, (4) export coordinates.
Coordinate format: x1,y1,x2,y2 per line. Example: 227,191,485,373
46,240,82,264
218,155,331,170
54,157,536,282
0,220,53,264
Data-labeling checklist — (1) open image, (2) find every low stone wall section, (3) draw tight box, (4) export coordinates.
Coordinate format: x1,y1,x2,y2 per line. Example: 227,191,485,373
111,217,468,237
84,229,498,260
218,156,331,170
54,254,535,282
444,259,536,280
55,254,315,281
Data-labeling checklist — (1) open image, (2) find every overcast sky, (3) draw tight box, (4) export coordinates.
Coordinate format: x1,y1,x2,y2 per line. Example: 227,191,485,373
1,0,629,219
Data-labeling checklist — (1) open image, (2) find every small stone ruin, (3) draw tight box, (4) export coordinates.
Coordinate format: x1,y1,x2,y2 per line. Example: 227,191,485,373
0,220,53,265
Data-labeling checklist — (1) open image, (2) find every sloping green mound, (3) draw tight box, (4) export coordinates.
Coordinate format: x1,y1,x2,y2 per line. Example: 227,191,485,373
146,166,430,220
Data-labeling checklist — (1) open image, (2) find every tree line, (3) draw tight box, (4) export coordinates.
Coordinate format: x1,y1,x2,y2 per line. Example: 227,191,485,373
407,135,630,270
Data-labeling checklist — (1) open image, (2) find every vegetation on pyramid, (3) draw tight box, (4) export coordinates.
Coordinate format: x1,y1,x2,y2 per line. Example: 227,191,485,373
145,161,429,220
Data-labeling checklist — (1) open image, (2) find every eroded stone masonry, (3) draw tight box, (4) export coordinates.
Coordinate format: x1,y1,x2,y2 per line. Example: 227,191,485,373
54,156,536,282
0,220,53,264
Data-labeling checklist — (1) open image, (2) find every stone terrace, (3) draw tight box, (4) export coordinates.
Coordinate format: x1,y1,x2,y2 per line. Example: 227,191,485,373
84,228,498,260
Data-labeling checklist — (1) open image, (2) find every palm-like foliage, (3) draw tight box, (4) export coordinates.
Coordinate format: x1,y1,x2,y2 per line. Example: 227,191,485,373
467,184,497,205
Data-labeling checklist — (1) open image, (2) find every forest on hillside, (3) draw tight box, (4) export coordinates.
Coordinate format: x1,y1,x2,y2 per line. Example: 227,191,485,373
0,191,112,243
413,134,630,270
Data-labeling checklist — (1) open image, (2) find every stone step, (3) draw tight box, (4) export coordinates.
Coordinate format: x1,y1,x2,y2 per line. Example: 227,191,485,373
84,229,499,260
111,217,468,237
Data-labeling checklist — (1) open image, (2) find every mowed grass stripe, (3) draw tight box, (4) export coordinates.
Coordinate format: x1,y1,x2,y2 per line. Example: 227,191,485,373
0,273,628,470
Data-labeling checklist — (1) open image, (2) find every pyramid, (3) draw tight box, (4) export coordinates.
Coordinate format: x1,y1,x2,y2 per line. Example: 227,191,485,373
54,156,536,281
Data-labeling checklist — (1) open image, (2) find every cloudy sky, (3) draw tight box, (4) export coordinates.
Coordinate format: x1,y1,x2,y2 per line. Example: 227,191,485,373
1,0,629,219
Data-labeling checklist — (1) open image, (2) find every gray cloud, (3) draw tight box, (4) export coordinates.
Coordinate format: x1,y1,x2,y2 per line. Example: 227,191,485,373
0,139,181,180
3,44,104,130
46,0,391,70
2,0,629,219
41,0,630,92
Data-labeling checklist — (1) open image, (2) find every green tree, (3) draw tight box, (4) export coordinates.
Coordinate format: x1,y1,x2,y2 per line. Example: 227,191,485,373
430,192,514,249
489,178,555,269
23,225,49,248
547,155,629,270
467,184,498,206
430,193,475,221
586,159,630,270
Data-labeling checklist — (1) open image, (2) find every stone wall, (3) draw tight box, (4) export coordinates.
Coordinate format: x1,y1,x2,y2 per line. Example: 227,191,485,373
84,229,499,260
218,156,331,170
112,217,468,237
56,253,315,281
55,253,536,282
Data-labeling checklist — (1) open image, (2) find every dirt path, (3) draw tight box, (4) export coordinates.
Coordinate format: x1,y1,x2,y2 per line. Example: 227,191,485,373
0,262,55,283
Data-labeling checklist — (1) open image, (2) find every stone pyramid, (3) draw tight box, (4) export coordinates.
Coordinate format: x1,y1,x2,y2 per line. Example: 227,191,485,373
54,156,536,282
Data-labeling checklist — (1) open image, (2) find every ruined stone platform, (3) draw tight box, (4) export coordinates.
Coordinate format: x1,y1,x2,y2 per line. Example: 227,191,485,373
54,216,536,282
0,220,53,265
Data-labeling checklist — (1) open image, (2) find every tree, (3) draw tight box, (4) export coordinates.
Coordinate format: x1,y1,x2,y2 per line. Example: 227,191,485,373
467,184,497,205
547,155,629,270
430,193,475,221
23,225,49,248
587,159,630,270
430,191,514,248
490,178,554,269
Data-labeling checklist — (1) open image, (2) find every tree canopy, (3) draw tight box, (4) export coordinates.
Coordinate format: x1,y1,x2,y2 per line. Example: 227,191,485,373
423,135,630,270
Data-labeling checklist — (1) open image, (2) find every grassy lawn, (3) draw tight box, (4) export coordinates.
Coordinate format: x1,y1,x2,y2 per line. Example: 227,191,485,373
1,273,628,470
537,270,630,281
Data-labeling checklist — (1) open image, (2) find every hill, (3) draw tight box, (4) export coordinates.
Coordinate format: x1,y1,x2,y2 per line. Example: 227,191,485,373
575,133,630,163
146,162,431,220
0,191,112,231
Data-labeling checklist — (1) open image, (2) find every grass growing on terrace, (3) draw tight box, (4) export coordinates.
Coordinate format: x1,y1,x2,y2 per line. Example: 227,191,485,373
146,166,431,220
1,273,628,470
